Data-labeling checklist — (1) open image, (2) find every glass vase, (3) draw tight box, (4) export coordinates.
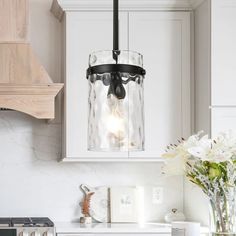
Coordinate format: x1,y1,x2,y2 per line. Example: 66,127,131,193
209,186,236,236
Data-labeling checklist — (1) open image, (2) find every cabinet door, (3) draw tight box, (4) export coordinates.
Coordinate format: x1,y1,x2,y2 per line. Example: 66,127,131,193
64,12,129,159
211,0,236,106
57,234,170,236
211,107,236,136
57,235,96,236
128,12,191,158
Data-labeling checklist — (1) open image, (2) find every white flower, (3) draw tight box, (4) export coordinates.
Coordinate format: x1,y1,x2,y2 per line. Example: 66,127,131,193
187,138,211,160
162,155,185,176
186,132,236,163
162,130,236,175
187,135,211,159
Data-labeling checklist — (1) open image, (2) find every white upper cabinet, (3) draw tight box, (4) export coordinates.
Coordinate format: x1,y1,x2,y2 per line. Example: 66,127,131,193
195,0,236,136
211,0,236,106
60,9,191,161
64,12,128,159
128,12,191,158
211,108,236,136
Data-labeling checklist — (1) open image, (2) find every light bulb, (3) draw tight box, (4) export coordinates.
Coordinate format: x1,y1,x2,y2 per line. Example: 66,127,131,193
105,94,126,146
106,111,125,138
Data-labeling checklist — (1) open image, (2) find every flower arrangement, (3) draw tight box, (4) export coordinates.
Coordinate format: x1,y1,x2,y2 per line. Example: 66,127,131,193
162,131,236,235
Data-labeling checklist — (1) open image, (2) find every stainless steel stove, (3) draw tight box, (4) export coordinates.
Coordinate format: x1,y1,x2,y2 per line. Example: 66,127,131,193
0,217,55,236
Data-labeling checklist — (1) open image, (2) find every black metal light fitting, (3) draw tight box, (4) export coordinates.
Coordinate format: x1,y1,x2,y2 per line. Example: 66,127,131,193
86,0,146,100
87,0,146,152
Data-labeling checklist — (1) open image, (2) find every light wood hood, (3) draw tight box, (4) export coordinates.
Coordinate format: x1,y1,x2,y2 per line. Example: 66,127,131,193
0,0,63,119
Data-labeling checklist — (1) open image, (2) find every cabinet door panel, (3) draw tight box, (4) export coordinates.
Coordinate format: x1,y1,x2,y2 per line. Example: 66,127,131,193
128,12,191,158
57,234,170,236
211,107,236,136
64,12,128,158
211,0,236,105
58,235,96,236
57,235,96,236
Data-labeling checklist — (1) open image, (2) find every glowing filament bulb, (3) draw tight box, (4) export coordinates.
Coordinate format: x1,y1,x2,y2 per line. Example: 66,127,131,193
106,95,126,146
106,111,124,136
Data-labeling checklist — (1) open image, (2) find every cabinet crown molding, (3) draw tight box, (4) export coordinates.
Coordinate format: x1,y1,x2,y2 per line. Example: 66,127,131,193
51,0,204,20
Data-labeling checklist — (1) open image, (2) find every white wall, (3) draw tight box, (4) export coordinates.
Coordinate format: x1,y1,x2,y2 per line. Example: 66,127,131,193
184,180,209,225
0,0,183,222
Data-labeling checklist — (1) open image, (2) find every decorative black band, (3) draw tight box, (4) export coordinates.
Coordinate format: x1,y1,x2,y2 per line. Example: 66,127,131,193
86,64,146,78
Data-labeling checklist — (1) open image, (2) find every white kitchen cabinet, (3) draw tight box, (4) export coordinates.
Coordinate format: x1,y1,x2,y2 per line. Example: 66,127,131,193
211,108,236,136
58,235,169,236
128,12,191,158
63,12,129,160
59,9,191,161
195,0,236,136
211,0,236,106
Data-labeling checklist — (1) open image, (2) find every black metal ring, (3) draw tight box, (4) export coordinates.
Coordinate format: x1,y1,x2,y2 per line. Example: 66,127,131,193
86,64,146,78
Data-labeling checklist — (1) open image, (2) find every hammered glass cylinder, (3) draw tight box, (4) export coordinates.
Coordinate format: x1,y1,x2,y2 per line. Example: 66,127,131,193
87,50,145,152
209,187,236,236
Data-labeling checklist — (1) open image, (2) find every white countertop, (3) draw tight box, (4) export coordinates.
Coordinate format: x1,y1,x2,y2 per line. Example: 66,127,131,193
55,223,172,234
55,222,209,234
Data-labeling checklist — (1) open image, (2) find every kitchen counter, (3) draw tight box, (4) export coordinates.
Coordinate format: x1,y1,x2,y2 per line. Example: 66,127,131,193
55,223,172,234
55,222,209,235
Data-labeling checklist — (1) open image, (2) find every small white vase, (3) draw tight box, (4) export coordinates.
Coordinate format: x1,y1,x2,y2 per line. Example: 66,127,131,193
80,217,92,224
164,208,186,223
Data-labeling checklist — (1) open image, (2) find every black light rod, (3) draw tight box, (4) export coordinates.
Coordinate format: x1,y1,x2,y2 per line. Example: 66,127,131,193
113,0,119,51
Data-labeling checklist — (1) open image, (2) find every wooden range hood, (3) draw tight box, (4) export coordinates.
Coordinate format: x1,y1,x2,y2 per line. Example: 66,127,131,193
0,0,63,119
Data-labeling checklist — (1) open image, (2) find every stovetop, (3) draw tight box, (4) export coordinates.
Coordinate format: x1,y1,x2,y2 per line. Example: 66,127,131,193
0,217,54,227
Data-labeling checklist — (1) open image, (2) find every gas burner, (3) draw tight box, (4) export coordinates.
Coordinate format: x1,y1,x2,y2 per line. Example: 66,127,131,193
30,218,54,227
0,217,55,236
7,217,54,227
11,218,32,227
0,218,11,227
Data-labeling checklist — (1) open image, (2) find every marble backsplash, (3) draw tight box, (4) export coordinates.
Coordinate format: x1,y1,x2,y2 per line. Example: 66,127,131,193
0,111,183,222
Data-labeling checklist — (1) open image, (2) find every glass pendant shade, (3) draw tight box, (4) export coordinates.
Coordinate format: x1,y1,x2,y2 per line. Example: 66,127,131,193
87,50,145,152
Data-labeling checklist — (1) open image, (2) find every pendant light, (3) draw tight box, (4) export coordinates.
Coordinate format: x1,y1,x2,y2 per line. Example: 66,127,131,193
87,0,146,152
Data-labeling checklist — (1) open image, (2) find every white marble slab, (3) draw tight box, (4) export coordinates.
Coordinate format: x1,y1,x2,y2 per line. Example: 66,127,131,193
0,111,183,222
55,223,172,234
55,222,209,235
